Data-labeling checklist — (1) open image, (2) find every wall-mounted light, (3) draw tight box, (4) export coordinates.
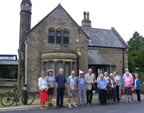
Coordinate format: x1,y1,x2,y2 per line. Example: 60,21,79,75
76,39,79,43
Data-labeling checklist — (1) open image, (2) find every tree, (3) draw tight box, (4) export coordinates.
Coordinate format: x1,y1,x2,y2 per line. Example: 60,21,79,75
128,31,144,73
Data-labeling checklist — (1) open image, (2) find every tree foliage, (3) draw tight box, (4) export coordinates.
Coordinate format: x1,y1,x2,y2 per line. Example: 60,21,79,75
128,32,144,73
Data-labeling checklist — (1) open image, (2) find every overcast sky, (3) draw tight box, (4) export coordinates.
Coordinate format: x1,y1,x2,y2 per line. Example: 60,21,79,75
0,0,144,55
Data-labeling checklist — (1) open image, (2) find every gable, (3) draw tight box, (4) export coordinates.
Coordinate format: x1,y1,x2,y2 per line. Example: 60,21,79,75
25,4,88,42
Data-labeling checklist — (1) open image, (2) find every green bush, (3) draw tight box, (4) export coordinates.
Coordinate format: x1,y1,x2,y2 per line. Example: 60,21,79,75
138,72,144,84
140,88,144,93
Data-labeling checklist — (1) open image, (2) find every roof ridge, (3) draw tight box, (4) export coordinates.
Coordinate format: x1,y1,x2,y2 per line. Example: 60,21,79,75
81,26,111,31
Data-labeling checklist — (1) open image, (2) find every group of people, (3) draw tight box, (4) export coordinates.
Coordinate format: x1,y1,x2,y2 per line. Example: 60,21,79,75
38,68,141,109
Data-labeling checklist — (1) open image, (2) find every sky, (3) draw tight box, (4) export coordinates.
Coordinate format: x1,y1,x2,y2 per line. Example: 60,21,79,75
0,0,144,55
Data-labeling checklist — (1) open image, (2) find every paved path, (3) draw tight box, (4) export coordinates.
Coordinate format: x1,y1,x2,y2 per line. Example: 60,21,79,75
0,94,144,113
0,100,144,113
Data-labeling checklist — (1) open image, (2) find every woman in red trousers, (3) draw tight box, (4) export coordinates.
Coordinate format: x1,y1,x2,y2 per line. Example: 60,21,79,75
38,72,48,109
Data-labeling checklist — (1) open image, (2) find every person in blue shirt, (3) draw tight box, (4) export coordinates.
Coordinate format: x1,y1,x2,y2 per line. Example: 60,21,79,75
76,70,86,106
134,73,141,103
56,68,66,108
97,74,108,105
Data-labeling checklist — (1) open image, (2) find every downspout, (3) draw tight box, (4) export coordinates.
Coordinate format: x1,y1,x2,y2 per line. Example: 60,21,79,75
122,49,125,74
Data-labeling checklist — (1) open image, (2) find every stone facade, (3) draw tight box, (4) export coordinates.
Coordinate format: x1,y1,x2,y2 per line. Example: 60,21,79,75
24,5,88,92
88,47,128,75
18,0,128,92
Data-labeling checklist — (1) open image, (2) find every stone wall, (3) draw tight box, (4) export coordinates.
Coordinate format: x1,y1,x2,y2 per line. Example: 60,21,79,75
24,6,88,92
88,47,128,76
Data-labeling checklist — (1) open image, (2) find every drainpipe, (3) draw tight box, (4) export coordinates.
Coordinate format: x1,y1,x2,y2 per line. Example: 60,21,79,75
122,49,125,74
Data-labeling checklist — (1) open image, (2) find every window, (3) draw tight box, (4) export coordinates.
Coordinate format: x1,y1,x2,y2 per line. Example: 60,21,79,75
65,62,70,78
0,65,17,79
56,30,62,44
56,62,63,75
47,62,55,77
63,30,69,44
48,29,55,43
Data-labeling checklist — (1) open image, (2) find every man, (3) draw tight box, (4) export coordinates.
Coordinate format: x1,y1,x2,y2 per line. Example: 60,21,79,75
113,71,120,102
97,74,108,105
123,68,133,79
67,71,78,108
77,70,86,106
56,68,66,108
85,68,96,105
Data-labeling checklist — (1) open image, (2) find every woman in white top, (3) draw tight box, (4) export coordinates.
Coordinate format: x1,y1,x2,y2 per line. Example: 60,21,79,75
38,71,48,109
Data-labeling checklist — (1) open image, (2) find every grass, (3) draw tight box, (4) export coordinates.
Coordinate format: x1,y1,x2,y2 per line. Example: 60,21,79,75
0,95,98,108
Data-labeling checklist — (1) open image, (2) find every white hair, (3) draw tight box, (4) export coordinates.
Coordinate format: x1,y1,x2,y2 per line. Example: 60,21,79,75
110,73,113,76
104,72,108,75
59,68,64,72
100,74,104,77
41,71,45,75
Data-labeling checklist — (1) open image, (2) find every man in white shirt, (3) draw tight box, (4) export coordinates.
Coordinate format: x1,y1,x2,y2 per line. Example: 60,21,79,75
67,71,78,108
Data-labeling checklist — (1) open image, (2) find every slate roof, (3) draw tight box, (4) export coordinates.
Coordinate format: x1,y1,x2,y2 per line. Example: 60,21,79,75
81,27,127,48
0,55,18,65
88,50,107,65
0,61,18,65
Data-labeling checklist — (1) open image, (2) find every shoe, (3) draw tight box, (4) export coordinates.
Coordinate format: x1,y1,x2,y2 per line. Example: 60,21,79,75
73,103,78,108
50,103,54,107
68,104,72,108
48,104,51,107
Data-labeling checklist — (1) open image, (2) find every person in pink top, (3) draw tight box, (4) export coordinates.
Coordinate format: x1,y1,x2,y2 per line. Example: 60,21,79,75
123,72,133,103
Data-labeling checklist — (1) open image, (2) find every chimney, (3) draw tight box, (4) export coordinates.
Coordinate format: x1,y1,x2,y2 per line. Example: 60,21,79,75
82,11,91,27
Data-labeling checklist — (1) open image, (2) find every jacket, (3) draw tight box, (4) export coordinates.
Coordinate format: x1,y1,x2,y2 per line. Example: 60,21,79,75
135,78,141,90
85,73,95,90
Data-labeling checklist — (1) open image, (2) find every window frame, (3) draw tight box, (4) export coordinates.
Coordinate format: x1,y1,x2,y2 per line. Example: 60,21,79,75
48,28,55,43
56,29,62,44
63,29,69,44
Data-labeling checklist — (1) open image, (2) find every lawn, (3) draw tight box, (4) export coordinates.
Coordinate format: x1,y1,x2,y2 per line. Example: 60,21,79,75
0,95,98,108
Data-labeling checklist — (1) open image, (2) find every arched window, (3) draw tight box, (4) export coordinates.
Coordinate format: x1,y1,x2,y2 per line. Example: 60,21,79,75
63,30,69,44
48,28,55,43
56,29,62,44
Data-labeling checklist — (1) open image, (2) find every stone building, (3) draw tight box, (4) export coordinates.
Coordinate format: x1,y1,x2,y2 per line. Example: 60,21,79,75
18,0,128,92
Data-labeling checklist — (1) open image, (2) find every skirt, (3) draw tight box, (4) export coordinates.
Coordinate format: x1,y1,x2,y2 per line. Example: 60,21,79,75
125,87,132,95
109,88,117,99
40,90,48,103
47,88,54,95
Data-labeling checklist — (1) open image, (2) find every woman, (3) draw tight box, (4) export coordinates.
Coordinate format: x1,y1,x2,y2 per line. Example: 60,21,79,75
104,72,109,100
108,73,117,104
123,72,133,103
134,73,141,103
38,72,48,109
97,74,108,105
47,69,56,107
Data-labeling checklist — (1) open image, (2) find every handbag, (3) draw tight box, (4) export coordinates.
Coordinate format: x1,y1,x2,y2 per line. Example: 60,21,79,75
121,89,124,95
